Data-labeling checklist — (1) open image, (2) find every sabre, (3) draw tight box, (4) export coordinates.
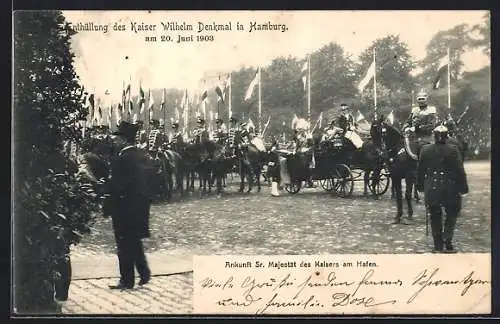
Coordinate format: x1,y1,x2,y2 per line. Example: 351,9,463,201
261,116,271,137
456,105,470,125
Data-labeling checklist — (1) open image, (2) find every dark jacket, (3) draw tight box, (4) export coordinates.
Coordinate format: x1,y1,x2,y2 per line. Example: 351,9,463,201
417,142,469,208
106,144,150,239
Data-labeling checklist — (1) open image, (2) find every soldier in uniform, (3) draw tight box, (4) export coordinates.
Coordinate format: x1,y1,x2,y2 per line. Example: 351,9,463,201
403,90,440,155
192,116,209,144
169,119,184,148
228,116,240,157
444,117,467,161
135,120,148,150
417,125,469,253
268,138,281,197
105,121,152,289
212,114,228,145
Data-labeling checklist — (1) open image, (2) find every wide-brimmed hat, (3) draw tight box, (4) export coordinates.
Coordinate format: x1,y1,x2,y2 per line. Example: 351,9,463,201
113,121,140,142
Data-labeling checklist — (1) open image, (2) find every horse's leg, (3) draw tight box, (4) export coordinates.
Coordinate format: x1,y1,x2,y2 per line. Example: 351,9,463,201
238,160,245,193
363,169,370,196
247,164,253,193
405,177,414,221
256,165,261,192
413,183,420,202
392,176,404,224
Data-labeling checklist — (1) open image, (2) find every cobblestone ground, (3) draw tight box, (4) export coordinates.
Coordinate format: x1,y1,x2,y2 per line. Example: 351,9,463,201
62,273,193,314
64,161,490,315
74,161,490,257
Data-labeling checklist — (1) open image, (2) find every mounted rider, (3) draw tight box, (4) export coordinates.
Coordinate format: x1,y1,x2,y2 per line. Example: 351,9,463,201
212,113,228,145
168,119,184,151
228,116,240,157
338,103,364,149
148,119,166,154
403,89,440,156
135,120,148,150
192,115,209,145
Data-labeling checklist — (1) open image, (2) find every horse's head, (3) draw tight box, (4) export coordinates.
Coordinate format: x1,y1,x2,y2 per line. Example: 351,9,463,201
371,115,402,149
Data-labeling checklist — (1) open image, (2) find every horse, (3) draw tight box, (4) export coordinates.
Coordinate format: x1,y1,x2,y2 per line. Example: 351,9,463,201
371,117,417,224
234,130,269,193
312,119,385,197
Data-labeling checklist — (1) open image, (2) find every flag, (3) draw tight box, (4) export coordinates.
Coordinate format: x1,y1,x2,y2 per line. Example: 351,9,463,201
116,103,123,125
386,110,394,125
149,89,155,111
138,85,145,114
98,106,103,125
200,89,208,102
318,111,323,129
161,88,166,111
432,53,450,89
291,114,299,129
301,59,308,91
244,68,260,101
215,85,224,103
356,111,366,123
126,83,133,115
358,60,375,93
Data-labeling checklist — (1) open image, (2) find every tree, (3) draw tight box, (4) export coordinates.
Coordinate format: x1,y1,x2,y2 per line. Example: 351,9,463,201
357,35,416,94
418,24,474,86
310,42,357,111
470,12,490,56
13,11,101,313
355,35,416,119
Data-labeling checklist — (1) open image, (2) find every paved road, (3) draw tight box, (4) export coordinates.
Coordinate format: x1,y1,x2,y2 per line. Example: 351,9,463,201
74,160,491,257
62,160,490,315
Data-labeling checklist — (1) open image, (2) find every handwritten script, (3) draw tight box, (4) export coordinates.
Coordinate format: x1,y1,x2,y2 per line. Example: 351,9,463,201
193,254,491,314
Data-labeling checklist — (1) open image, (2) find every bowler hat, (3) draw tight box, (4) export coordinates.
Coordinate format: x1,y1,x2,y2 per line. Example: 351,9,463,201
114,121,139,142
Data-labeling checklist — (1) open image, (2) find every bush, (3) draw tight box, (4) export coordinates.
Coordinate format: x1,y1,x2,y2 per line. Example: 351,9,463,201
13,11,101,313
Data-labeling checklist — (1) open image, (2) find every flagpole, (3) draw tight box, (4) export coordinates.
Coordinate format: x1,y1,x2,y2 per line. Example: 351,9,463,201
121,80,125,126
373,48,377,120
411,89,415,107
228,73,232,120
447,48,451,114
307,54,311,125
163,89,167,133
258,67,262,134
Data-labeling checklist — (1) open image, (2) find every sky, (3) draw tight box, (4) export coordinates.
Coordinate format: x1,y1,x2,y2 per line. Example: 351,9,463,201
62,10,490,100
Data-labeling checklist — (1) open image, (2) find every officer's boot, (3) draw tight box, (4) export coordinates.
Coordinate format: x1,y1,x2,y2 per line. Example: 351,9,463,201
430,207,444,253
443,209,458,253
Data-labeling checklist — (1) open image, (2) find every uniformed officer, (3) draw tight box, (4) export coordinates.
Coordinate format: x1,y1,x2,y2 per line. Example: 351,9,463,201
212,114,228,144
135,120,148,150
444,117,467,161
192,116,209,144
168,119,184,151
228,116,240,157
403,90,440,155
417,125,469,253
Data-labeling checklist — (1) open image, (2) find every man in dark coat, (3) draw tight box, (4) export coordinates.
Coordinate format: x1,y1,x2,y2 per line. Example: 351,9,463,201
417,125,469,253
105,121,151,289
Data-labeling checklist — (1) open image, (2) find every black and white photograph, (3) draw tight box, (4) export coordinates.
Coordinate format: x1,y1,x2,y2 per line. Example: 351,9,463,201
12,10,491,315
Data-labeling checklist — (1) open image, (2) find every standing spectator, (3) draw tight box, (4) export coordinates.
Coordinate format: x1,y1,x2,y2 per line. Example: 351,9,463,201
104,121,152,289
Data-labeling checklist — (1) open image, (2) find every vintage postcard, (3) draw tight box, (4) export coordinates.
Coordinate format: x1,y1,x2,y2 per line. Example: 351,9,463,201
12,10,490,316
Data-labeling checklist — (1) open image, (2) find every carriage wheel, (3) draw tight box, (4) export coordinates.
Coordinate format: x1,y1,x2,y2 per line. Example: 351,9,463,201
368,169,390,196
333,164,354,198
320,178,334,192
285,181,302,194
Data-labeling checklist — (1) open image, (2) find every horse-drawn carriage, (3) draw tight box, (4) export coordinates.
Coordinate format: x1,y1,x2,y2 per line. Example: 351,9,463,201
276,123,390,198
